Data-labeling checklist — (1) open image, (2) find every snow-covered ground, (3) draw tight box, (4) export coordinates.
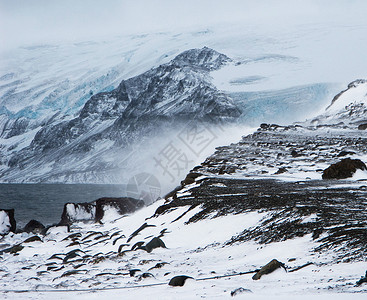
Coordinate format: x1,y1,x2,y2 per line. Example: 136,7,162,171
0,192,366,300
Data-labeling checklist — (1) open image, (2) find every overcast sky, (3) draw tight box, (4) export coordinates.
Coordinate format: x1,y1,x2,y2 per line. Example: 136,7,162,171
1,0,367,50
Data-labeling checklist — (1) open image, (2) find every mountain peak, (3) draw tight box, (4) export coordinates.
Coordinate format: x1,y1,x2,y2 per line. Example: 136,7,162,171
172,46,231,71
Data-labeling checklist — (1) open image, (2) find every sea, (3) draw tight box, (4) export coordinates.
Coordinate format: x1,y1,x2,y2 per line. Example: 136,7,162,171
0,183,126,228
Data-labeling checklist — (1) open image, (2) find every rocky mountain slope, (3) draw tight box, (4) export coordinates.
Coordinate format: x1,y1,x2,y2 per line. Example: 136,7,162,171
0,47,241,183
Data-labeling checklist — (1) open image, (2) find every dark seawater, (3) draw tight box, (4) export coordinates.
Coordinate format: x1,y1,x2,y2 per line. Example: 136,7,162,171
0,184,126,228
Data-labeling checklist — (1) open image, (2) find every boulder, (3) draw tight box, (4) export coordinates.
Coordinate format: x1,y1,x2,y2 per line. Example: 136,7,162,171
59,202,96,225
144,237,166,253
358,123,367,130
0,209,16,235
137,237,166,253
322,158,367,179
168,275,194,287
95,197,145,223
252,259,286,280
23,220,45,234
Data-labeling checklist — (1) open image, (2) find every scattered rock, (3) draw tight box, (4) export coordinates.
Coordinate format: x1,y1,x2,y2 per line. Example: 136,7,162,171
252,259,286,280
181,172,202,186
0,209,16,235
356,270,367,286
149,262,169,270
143,237,166,253
138,272,154,279
358,123,367,130
131,241,145,251
168,275,194,287
23,235,42,243
338,150,356,157
322,158,367,179
127,223,156,242
0,244,24,255
129,269,141,277
23,220,45,234
291,150,299,157
231,287,253,296
274,167,287,175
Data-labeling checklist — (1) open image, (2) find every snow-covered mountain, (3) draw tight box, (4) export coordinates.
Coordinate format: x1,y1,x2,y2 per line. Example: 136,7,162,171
2,24,365,185
308,79,367,127
0,47,241,184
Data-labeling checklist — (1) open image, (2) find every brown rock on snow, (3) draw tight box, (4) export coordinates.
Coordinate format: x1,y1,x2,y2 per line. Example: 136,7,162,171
322,158,366,179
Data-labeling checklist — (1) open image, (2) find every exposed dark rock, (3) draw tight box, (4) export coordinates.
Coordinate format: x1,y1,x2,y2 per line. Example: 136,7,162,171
127,223,156,242
59,202,95,225
168,275,194,286
23,236,42,243
338,150,356,157
131,241,145,251
252,259,286,280
148,262,169,270
181,172,202,186
231,287,253,296
291,150,299,157
358,123,367,130
23,220,45,234
274,167,287,175
356,270,367,286
322,158,366,179
0,244,24,255
95,197,145,222
138,272,154,280
129,269,141,277
143,237,166,253
0,209,16,235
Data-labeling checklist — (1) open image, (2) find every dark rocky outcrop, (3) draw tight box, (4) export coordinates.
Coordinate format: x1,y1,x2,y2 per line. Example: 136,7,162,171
322,158,367,179
0,209,16,235
23,220,45,234
168,275,194,287
252,259,286,280
59,203,95,225
94,197,145,222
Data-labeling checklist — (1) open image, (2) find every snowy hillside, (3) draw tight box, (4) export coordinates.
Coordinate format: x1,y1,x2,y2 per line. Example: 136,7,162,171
308,79,367,127
1,123,367,299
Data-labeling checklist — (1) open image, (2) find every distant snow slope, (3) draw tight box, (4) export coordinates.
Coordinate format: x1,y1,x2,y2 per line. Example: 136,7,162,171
309,79,367,127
